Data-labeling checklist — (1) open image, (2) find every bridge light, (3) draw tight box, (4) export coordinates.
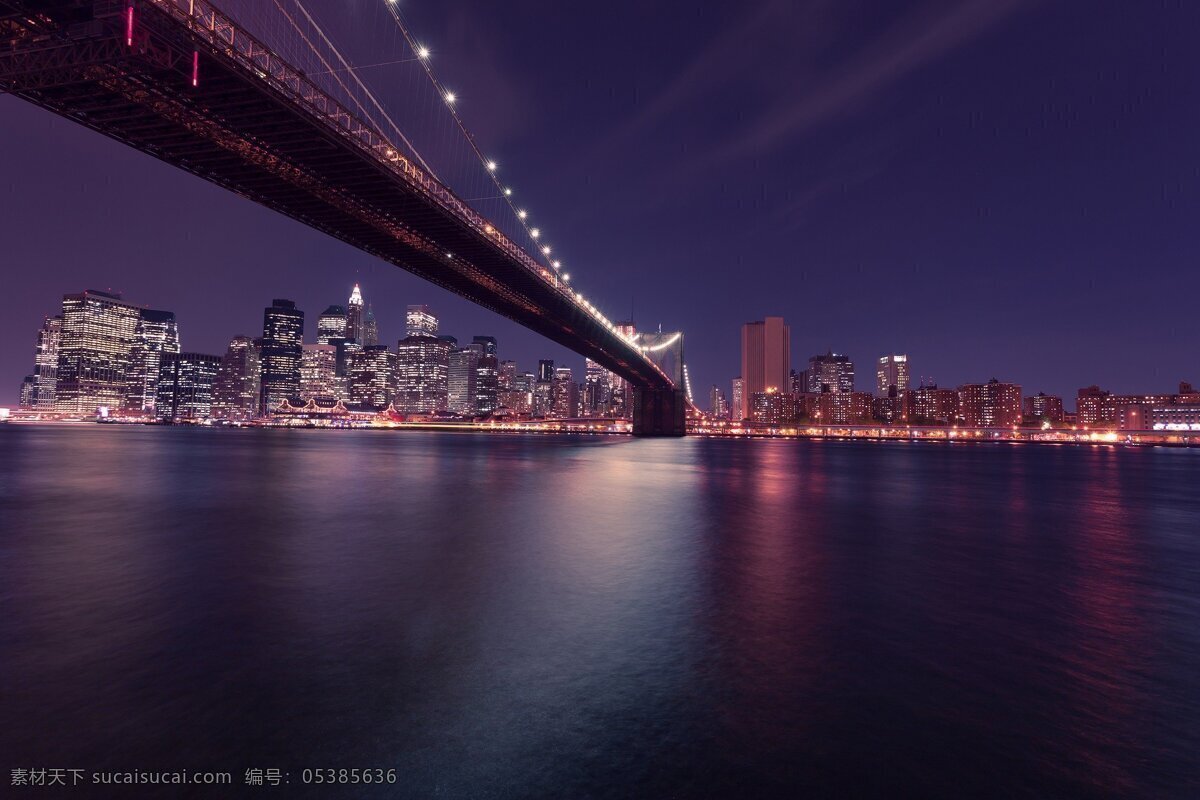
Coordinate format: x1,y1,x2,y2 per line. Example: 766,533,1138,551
504,187,513,196
486,160,497,172
517,210,527,219
541,245,551,255
531,228,540,239
563,274,571,282
552,260,561,269
417,45,430,59
444,91,456,105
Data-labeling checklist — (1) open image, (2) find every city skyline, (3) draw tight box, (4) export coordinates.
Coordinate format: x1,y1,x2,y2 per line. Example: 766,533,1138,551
3,1,1200,406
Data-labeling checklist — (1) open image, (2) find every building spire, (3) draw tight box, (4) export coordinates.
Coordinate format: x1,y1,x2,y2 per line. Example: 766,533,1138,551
348,283,363,307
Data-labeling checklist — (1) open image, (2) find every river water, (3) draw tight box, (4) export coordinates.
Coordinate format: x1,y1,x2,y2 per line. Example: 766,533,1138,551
1,426,1198,798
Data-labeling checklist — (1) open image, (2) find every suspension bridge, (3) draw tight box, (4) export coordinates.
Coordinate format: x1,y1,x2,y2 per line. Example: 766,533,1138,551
0,0,688,434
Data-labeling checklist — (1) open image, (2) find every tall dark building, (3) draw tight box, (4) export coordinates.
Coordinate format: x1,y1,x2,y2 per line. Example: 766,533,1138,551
55,289,141,414
33,315,61,409
260,299,304,412
807,351,855,394
448,346,479,415
18,375,36,409
124,308,179,415
346,345,397,410
363,304,380,347
534,359,555,417
212,335,261,421
472,336,499,415
316,305,348,344
156,352,221,421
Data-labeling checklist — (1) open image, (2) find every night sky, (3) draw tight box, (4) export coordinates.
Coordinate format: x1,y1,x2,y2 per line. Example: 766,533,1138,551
3,0,1199,406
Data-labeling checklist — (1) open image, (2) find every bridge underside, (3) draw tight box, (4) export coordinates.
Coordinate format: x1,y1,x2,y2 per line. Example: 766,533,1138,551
0,0,683,434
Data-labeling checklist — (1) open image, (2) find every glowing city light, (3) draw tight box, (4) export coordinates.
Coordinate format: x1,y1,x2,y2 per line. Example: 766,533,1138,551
486,160,497,172
504,188,513,196
530,228,540,239
542,245,551,255
417,45,430,59
444,91,456,104
552,260,561,269
517,210,527,219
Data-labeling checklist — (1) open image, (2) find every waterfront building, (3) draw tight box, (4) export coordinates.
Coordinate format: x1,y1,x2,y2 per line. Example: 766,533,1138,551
551,366,578,418
731,377,745,421
1024,393,1065,422
18,375,35,409
346,345,397,410
1123,404,1200,431
913,384,959,425
473,336,499,415
300,343,340,402
876,354,910,396
750,389,796,425
958,379,1022,427
212,335,261,421
741,317,790,397
156,352,220,421
396,334,450,413
448,347,479,414
816,390,873,424
807,351,855,394
873,387,911,424
33,315,61,409
316,305,347,344
124,308,180,415
55,289,141,414
260,299,304,411
1075,385,1192,427
533,359,554,417
709,385,728,418
345,284,365,344
406,304,438,337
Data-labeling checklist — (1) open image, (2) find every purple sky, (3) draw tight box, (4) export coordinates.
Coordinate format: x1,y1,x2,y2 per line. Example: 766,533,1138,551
3,0,1199,406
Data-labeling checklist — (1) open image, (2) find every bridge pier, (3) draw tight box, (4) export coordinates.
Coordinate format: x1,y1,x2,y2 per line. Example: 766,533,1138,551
632,388,687,437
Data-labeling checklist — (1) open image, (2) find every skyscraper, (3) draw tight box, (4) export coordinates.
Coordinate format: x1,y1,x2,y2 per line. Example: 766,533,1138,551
534,359,554,417
709,385,727,418
608,321,636,417
345,284,365,344
18,375,36,409
316,305,348,344
731,377,745,421
473,336,499,415
582,359,611,416
741,317,790,397
551,366,578,418
396,333,450,413
876,354,910,396
807,352,855,394
33,315,61,409
124,308,179,415
448,347,479,414
405,304,438,337
363,304,379,347
156,352,220,421
300,343,340,402
260,299,304,412
346,345,397,410
55,289,141,414
212,335,261,421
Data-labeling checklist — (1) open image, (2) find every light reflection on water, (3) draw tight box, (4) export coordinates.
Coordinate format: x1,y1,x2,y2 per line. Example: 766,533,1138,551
1,426,1198,798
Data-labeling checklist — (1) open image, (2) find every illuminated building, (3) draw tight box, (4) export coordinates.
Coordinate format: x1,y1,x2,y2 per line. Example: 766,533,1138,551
958,379,1022,427
709,385,727,418
33,315,61,409
156,352,220,421
1023,393,1064,422
913,384,958,425
405,305,438,337
1125,404,1200,431
750,389,796,425
124,308,179,415
607,321,636,417
741,317,790,396
500,369,534,414
1076,385,1190,427
731,377,745,421
582,359,611,416
396,334,449,413
873,387,910,424
876,354,910,396
346,345,397,410
260,299,304,411
807,351,855,394
18,375,35,409
551,366,578,418
345,283,365,344
473,336,499,415
300,343,340,402
55,289,141,415
534,359,554,417
212,335,261,421
816,390,873,424
316,305,347,344
448,346,479,414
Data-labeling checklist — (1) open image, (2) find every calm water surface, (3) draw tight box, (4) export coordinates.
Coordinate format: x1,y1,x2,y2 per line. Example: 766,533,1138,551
1,426,1199,798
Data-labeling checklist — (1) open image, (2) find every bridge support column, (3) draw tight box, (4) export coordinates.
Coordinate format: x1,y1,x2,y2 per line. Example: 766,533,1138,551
632,388,687,437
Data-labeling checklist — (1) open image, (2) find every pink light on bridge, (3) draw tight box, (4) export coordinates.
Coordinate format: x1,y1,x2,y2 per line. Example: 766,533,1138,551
125,5,133,46
192,51,199,87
